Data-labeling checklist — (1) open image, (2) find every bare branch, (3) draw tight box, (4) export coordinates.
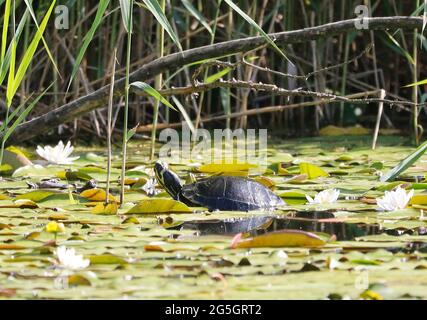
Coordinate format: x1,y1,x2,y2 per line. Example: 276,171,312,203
142,80,425,108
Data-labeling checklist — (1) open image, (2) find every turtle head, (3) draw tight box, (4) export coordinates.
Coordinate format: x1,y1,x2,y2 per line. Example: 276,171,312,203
154,161,182,200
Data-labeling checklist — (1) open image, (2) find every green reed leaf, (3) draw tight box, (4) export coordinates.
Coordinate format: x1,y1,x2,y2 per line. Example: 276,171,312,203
380,140,427,182
11,0,56,101
130,81,176,111
141,0,182,50
181,0,213,36
67,0,110,92
223,0,292,64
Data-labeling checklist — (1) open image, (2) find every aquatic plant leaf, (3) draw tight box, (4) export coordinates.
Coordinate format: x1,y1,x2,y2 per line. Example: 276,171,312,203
231,229,326,248
2,149,32,171
360,290,384,300
0,289,16,298
122,216,140,224
15,190,60,202
197,163,256,173
299,162,329,179
91,202,118,215
57,170,93,181
68,275,91,287
376,181,410,191
279,191,308,205
11,199,38,209
335,155,353,162
89,254,127,265
126,198,192,214
128,177,148,188
319,125,370,136
24,231,40,240
0,244,26,250
12,164,58,177
268,162,292,175
254,176,275,189
409,194,427,205
80,188,117,202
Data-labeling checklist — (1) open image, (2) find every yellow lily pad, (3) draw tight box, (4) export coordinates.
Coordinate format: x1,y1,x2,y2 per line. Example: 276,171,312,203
126,198,192,214
409,194,427,205
197,163,256,173
254,176,275,189
80,188,117,202
299,162,329,179
232,230,326,248
91,202,118,215
16,190,60,202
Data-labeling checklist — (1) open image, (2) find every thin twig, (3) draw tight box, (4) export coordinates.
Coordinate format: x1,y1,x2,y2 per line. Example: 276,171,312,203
136,79,426,108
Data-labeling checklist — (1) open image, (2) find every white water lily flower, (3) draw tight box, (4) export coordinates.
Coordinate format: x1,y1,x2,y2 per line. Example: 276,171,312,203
306,189,340,204
36,140,79,165
142,178,160,196
376,186,414,212
55,246,90,270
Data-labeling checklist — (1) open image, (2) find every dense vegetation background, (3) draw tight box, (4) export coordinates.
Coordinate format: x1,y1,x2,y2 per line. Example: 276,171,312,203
0,0,426,144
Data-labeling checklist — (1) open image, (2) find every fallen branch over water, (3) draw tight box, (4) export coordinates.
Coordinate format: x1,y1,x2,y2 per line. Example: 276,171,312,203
5,16,424,144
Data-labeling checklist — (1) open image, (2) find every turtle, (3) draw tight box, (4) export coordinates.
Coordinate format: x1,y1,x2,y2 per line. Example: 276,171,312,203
154,161,285,211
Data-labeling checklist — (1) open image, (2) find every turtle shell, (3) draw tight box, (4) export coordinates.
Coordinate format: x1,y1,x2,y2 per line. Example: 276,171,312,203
179,176,285,211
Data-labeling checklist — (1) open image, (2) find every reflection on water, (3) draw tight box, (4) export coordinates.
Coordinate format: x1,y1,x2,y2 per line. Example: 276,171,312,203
171,211,381,241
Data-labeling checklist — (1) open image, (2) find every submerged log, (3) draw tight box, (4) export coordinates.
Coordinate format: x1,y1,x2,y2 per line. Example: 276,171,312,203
5,16,424,144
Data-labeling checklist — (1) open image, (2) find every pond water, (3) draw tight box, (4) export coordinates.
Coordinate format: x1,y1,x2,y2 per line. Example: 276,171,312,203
1,135,427,299
173,212,382,241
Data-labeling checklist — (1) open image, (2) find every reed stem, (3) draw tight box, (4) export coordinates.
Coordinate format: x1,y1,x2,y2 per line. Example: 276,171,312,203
412,0,420,145
150,0,165,160
120,0,134,205
106,49,117,204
